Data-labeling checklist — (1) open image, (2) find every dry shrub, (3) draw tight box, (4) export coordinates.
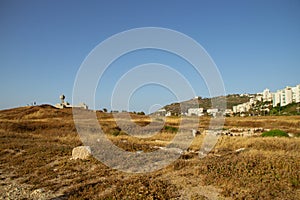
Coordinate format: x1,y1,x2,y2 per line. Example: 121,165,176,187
67,174,179,200
216,136,300,152
197,150,300,199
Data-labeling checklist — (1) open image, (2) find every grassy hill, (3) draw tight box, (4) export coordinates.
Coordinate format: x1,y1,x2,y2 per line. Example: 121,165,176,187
163,94,251,115
0,105,299,199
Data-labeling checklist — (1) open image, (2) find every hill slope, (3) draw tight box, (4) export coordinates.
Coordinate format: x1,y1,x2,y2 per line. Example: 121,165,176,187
163,94,251,114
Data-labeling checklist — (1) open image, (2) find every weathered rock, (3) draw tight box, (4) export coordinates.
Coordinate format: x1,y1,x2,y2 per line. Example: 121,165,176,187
192,129,201,137
72,146,92,160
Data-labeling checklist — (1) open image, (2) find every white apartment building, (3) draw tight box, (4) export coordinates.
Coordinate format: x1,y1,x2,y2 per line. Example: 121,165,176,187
272,91,281,107
292,84,300,103
280,87,293,106
272,85,300,107
207,108,218,116
255,95,263,102
155,108,166,116
234,84,300,112
165,111,171,117
187,108,204,116
224,109,233,116
233,102,252,114
262,88,272,102
232,106,237,113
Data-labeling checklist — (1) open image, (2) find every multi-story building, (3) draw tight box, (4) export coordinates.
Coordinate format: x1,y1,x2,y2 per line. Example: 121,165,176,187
207,108,218,116
262,88,272,102
233,102,251,114
187,108,204,116
280,87,293,106
272,84,300,107
292,84,300,103
234,84,300,113
272,91,281,107
232,106,237,113
255,95,263,102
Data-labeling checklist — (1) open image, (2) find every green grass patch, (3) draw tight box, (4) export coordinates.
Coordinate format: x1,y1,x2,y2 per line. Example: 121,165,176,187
163,125,178,133
261,129,289,137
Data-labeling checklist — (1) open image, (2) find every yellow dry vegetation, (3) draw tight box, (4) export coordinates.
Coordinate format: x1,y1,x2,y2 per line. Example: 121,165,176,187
0,105,299,199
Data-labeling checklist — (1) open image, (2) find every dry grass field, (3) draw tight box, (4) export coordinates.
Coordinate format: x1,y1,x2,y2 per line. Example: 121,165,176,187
0,105,299,199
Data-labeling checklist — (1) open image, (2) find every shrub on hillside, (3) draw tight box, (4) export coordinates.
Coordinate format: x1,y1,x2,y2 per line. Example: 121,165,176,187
261,129,289,137
163,125,178,133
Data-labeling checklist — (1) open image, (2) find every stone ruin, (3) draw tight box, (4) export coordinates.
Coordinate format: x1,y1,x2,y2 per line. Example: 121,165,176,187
203,127,268,137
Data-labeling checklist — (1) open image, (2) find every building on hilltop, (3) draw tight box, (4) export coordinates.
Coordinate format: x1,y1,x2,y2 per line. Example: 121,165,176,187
165,111,172,117
207,108,218,117
54,94,88,109
233,102,252,114
272,91,281,107
262,88,272,102
292,84,300,103
272,84,300,107
255,95,263,102
233,84,300,115
187,108,204,116
280,87,293,107
155,108,166,116
224,109,233,116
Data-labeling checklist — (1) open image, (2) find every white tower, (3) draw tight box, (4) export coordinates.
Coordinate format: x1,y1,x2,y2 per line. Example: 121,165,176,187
60,94,65,104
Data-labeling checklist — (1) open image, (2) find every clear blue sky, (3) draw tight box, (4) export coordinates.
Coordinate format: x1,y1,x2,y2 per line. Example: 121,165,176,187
1,0,300,112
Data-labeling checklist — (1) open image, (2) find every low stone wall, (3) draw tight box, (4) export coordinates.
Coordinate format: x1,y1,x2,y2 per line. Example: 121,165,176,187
203,127,268,137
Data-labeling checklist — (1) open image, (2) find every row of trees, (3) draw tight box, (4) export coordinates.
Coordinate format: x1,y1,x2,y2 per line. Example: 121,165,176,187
101,108,145,115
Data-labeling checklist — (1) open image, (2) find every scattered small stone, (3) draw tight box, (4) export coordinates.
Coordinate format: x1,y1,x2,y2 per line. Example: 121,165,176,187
235,148,246,153
288,133,294,137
